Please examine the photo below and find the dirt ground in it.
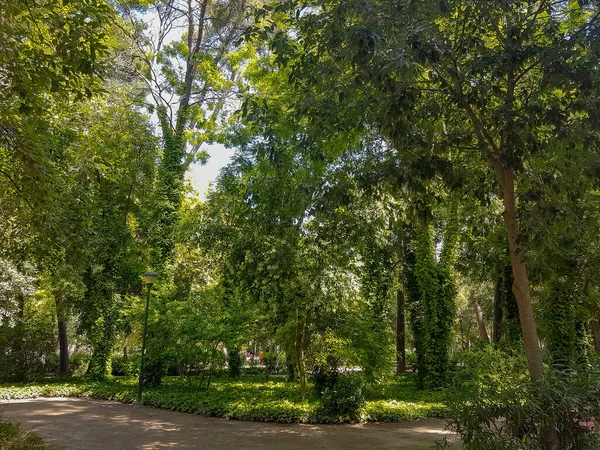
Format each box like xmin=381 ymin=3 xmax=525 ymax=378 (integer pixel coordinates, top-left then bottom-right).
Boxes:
xmin=1 ymin=398 xmax=459 ymax=449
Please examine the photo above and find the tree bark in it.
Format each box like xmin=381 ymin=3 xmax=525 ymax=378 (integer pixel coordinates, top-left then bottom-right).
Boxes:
xmin=497 ymin=166 xmax=543 ymax=382
xmin=396 ymin=288 xmax=406 ymax=373
xmin=56 ymin=297 xmax=69 ymax=377
xmin=492 ymin=277 xmax=504 ymax=342
xmin=58 ymin=320 xmax=69 ymax=376
xmin=474 ymin=302 xmax=490 ymax=342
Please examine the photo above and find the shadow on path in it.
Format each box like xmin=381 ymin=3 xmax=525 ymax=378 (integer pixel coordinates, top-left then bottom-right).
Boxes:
xmin=1 ymin=398 xmax=459 ymax=449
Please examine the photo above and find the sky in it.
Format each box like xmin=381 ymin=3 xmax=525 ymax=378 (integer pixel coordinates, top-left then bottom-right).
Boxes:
xmin=186 ymin=143 xmax=235 ymax=200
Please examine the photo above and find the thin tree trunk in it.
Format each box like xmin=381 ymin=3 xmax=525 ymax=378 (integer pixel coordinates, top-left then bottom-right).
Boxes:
xmin=56 ymin=297 xmax=69 ymax=377
xmin=498 ymin=166 xmax=544 ymax=381
xmin=492 ymin=277 xmax=504 ymax=342
xmin=474 ymin=302 xmax=490 ymax=342
xmin=396 ymin=288 xmax=406 ymax=373
xmin=591 ymin=318 xmax=600 ymax=353
xmin=14 ymin=293 xmax=26 ymax=380
xmin=294 ymin=305 xmax=306 ymax=401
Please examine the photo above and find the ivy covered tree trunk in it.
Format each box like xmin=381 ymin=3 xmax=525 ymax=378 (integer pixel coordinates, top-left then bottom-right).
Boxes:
xmin=591 ymin=318 xmax=600 ymax=354
xmin=402 ymin=229 xmax=424 ymax=387
xmin=492 ymin=277 xmax=503 ymax=343
xmin=414 ymin=221 xmax=457 ymax=389
xmin=545 ymin=276 xmax=579 ymax=366
xmin=396 ymin=288 xmax=406 ymax=374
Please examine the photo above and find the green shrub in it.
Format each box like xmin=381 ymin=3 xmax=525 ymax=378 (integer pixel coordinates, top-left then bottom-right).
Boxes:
xmin=0 ymin=374 xmax=447 ymax=423
xmin=69 ymin=353 xmax=91 ymax=377
xmin=318 ymin=374 xmax=365 ymax=422
xmin=447 ymin=346 xmax=600 ymax=450
xmin=263 ymin=352 xmax=279 ymax=374
xmin=111 ymin=355 xmax=140 ymax=377
xmin=43 ymin=354 xmax=60 ymax=376
xmin=0 ymin=421 xmax=47 ymax=450
xmin=228 ymin=348 xmax=242 ymax=377
xmin=311 ymin=366 xmax=338 ymax=398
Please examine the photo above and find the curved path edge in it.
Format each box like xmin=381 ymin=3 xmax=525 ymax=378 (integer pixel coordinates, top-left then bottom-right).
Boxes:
xmin=1 ymin=397 xmax=459 ymax=449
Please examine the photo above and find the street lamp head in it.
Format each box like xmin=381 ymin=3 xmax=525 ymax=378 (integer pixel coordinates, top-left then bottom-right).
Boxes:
xmin=141 ymin=271 xmax=158 ymax=285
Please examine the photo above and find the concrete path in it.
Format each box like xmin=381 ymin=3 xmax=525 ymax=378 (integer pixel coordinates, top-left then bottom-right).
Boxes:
xmin=0 ymin=398 xmax=458 ymax=450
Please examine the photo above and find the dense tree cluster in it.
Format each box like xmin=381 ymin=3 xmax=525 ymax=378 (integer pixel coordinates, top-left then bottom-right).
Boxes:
xmin=2 ymin=2 xmax=600 ymax=448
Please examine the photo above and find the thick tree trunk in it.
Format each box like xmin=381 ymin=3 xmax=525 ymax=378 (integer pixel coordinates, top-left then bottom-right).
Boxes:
xmin=492 ymin=277 xmax=504 ymax=342
xmin=58 ymin=320 xmax=69 ymax=376
xmin=396 ymin=288 xmax=406 ymax=373
xmin=497 ymin=167 xmax=543 ymax=381
xmin=474 ymin=302 xmax=490 ymax=342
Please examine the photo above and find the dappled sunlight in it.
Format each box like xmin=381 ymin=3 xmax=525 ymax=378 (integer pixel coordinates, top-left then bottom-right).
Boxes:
xmin=1 ymin=398 xmax=458 ymax=449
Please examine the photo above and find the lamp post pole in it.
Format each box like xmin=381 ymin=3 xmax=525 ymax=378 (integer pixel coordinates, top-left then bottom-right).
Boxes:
xmin=135 ymin=271 xmax=157 ymax=408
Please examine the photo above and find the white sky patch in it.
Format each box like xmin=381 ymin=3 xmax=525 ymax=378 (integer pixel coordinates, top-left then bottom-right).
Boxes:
xmin=186 ymin=143 xmax=235 ymax=200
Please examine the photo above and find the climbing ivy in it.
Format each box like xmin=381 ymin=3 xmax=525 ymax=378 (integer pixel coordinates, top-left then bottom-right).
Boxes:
xmin=412 ymin=216 xmax=458 ymax=389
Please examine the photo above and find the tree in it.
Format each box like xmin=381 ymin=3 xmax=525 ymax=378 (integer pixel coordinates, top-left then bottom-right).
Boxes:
xmin=118 ymin=0 xmax=254 ymax=270
xmin=262 ymin=0 xmax=600 ymax=390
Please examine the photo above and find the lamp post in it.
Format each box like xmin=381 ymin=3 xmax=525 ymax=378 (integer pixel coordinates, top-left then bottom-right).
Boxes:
xmin=134 ymin=271 xmax=157 ymax=408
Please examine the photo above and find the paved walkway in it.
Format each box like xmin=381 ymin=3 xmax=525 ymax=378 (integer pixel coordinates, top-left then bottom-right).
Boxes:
xmin=1 ymin=398 xmax=458 ymax=449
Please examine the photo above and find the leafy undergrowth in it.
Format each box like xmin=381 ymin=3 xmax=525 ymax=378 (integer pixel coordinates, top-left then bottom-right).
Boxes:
xmin=0 ymin=421 xmax=48 ymax=450
xmin=0 ymin=374 xmax=447 ymax=424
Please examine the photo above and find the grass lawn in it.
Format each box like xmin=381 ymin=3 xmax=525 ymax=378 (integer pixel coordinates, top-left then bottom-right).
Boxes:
xmin=0 ymin=374 xmax=447 ymax=424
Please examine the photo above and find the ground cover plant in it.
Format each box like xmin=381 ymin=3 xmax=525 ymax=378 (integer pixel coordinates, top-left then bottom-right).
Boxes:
xmin=0 ymin=373 xmax=446 ymax=424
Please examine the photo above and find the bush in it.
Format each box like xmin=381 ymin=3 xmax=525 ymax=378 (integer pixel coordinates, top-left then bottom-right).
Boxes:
xmin=0 ymin=374 xmax=447 ymax=423
xmin=69 ymin=353 xmax=91 ymax=377
xmin=447 ymin=346 xmax=600 ymax=450
xmin=228 ymin=348 xmax=242 ymax=377
xmin=311 ymin=366 xmax=338 ymax=398
xmin=0 ymin=421 xmax=47 ymax=450
xmin=43 ymin=354 xmax=60 ymax=377
xmin=318 ymin=374 xmax=365 ymax=422
xmin=263 ymin=352 xmax=280 ymax=374
xmin=111 ymin=355 xmax=140 ymax=377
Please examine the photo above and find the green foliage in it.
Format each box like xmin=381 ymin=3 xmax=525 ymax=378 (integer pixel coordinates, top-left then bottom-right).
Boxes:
xmin=262 ymin=352 xmax=280 ymax=374
xmin=0 ymin=293 xmax=56 ymax=382
xmin=448 ymin=346 xmax=600 ymax=450
xmin=318 ymin=375 xmax=365 ymax=422
xmin=0 ymin=374 xmax=447 ymax=423
xmin=111 ymin=355 xmax=140 ymax=377
xmin=0 ymin=421 xmax=48 ymax=450
xmin=409 ymin=219 xmax=458 ymax=389
xmin=228 ymin=348 xmax=242 ymax=377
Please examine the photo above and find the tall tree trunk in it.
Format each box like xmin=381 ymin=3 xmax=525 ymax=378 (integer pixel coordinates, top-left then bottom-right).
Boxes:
xmin=492 ymin=277 xmax=504 ymax=342
xmin=474 ymin=302 xmax=490 ymax=342
xmin=396 ymin=288 xmax=406 ymax=373
xmin=58 ymin=320 xmax=69 ymax=376
xmin=498 ymin=167 xmax=543 ymax=381
xmin=56 ymin=297 xmax=69 ymax=377
xmin=14 ymin=293 xmax=26 ymax=380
